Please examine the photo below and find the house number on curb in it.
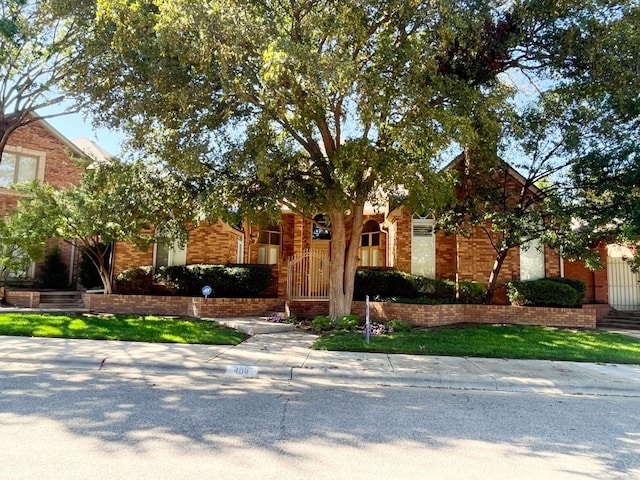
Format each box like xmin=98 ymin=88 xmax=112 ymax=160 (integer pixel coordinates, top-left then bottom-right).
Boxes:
xmin=225 ymin=365 xmax=259 ymax=377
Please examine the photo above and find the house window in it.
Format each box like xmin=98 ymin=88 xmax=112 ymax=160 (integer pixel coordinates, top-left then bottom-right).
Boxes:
xmin=154 ymin=240 xmax=187 ymax=269
xmin=411 ymin=214 xmax=435 ymax=278
xmin=236 ymin=235 xmax=245 ymax=263
xmin=0 ymin=152 xmax=39 ymax=188
xmin=257 ymin=225 xmax=280 ymax=265
xmin=520 ymin=238 xmax=545 ymax=280
xmin=359 ymin=220 xmax=383 ymax=267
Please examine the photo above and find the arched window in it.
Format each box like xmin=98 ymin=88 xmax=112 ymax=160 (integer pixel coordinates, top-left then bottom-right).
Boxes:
xmin=359 ymin=220 xmax=383 ymax=267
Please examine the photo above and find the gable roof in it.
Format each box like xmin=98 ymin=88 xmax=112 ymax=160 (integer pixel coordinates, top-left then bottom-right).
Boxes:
xmin=71 ymin=137 xmax=114 ymax=163
xmin=442 ymin=151 xmax=544 ymax=197
xmin=26 ymin=114 xmax=88 ymax=159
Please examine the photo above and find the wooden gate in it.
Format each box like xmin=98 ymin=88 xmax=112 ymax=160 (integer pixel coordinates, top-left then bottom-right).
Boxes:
xmin=287 ymin=249 xmax=329 ymax=300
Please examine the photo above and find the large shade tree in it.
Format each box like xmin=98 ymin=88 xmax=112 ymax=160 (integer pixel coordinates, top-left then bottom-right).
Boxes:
xmin=0 ymin=0 xmax=88 ymax=156
xmin=65 ymin=0 xmax=637 ymax=317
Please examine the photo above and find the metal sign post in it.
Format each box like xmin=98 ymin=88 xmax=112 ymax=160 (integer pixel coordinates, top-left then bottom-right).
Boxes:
xmin=365 ymin=295 xmax=371 ymax=344
xmin=202 ymin=285 xmax=212 ymax=299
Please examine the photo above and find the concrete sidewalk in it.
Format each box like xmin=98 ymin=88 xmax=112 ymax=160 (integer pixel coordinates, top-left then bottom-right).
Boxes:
xmin=1 ymin=320 xmax=639 ymax=396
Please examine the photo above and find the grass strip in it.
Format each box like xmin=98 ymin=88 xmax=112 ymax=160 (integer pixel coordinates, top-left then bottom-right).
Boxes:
xmin=313 ymin=324 xmax=640 ymax=364
xmin=0 ymin=313 xmax=247 ymax=345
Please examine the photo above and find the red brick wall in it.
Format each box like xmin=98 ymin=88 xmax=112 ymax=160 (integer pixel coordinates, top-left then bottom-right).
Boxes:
xmin=186 ymin=221 xmax=238 ymax=264
xmin=112 ymin=242 xmax=153 ymax=278
xmin=4 ymin=290 xmax=41 ymax=308
xmin=84 ymin=293 xmax=282 ymax=318
xmin=393 ymin=208 xmax=412 ymax=273
xmin=562 ymin=243 xmax=609 ymax=304
xmin=3 ymin=121 xmax=84 ymax=284
xmin=286 ymin=300 xmax=330 ymax=319
xmin=5 ymin=121 xmax=83 ymax=189
xmin=284 ymin=299 xmax=596 ymax=328
xmin=350 ymin=301 xmax=597 ymax=329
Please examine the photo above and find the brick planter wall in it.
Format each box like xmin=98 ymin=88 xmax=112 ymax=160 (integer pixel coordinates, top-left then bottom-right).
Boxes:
xmin=351 ymin=301 xmax=597 ymax=329
xmin=5 ymin=290 xmax=41 ymax=308
xmin=286 ymin=300 xmax=330 ymax=319
xmin=83 ymin=293 xmax=283 ymax=318
xmin=6 ymin=289 xmax=599 ymax=329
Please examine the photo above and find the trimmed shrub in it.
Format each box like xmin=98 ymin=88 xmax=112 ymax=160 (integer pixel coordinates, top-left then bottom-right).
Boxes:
xmin=457 ymin=280 xmax=487 ymax=304
xmin=40 ymin=246 xmax=69 ymax=289
xmin=115 ymin=266 xmax=154 ymax=294
xmin=335 ymin=314 xmax=360 ymax=331
xmin=312 ymin=315 xmax=333 ymax=333
xmin=387 ymin=319 xmax=413 ymax=332
xmin=158 ymin=264 xmax=272 ymax=297
xmin=545 ymin=277 xmax=587 ymax=307
xmin=359 ymin=271 xmax=487 ymax=305
xmin=507 ymin=279 xmax=579 ymax=308
xmin=353 ymin=269 xmax=420 ymax=300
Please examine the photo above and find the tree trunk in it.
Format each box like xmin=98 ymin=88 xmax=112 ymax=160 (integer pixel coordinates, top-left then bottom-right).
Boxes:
xmin=484 ymin=250 xmax=509 ymax=305
xmin=85 ymin=243 xmax=112 ymax=294
xmin=328 ymin=203 xmax=364 ymax=320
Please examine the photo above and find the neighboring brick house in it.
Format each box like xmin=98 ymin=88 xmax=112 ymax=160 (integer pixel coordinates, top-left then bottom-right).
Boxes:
xmin=1 ymin=117 xmax=86 ymax=285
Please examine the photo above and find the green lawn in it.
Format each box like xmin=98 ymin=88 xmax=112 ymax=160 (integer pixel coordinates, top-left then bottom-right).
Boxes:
xmin=0 ymin=313 xmax=247 ymax=345
xmin=313 ymin=324 xmax=640 ymax=364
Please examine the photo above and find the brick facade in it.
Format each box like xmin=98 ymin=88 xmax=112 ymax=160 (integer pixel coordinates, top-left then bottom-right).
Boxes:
xmin=563 ymin=243 xmax=609 ymax=304
xmin=2 ymin=120 xmax=85 ymax=286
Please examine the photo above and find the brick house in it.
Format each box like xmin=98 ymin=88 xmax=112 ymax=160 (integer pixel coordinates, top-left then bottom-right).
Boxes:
xmin=1 ymin=117 xmax=86 ymax=286
xmin=110 ymin=153 xmax=596 ymax=306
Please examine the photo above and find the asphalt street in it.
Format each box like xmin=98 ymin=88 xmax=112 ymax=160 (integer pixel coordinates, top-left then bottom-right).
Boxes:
xmin=1 ymin=365 xmax=638 ymax=480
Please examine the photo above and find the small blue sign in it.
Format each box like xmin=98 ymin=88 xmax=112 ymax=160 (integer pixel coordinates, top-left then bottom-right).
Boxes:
xmin=202 ymin=285 xmax=212 ymax=298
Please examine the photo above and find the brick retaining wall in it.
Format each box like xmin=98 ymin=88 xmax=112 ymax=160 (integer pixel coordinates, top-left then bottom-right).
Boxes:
xmin=83 ymin=293 xmax=282 ymax=318
xmin=285 ymin=300 xmax=597 ymax=329
xmin=5 ymin=289 xmax=598 ymax=329
xmin=5 ymin=290 xmax=41 ymax=308
xmin=351 ymin=302 xmax=597 ymax=329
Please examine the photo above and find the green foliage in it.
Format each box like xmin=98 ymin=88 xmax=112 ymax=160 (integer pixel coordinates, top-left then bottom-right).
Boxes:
xmin=78 ymin=244 xmax=111 ymax=289
xmin=335 ymin=314 xmax=360 ymax=332
xmin=115 ymin=266 xmax=154 ymax=295
xmin=0 ymin=0 xmax=88 ymax=154
xmin=158 ymin=264 xmax=273 ymax=297
xmin=507 ymin=280 xmax=579 ymax=308
xmin=39 ymin=246 xmax=69 ymax=289
xmin=312 ymin=316 xmax=333 ymax=334
xmin=545 ymin=277 xmax=587 ymax=307
xmin=65 ymin=0 xmax=640 ymax=314
xmin=353 ymin=269 xmax=420 ymax=300
xmin=3 ymin=159 xmax=197 ymax=294
xmin=355 ymin=270 xmax=487 ymax=304
xmin=457 ymin=281 xmax=488 ymax=304
xmin=387 ymin=319 xmax=413 ymax=333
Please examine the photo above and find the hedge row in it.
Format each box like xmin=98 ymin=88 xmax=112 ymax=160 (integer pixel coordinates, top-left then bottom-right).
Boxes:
xmin=115 ymin=264 xmax=273 ymax=297
xmin=353 ymin=269 xmax=487 ymax=304
xmin=507 ymin=277 xmax=587 ymax=308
